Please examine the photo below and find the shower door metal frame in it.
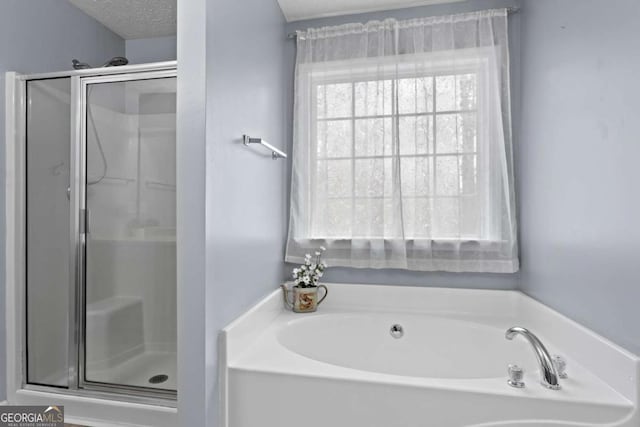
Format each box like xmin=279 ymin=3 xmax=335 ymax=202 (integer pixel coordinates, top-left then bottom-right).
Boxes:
xmin=6 ymin=62 xmax=178 ymax=409
xmin=75 ymin=69 xmax=178 ymax=400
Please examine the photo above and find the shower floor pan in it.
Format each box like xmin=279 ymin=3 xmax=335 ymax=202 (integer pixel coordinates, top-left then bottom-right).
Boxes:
xmin=87 ymin=350 xmax=177 ymax=390
xmin=85 ymin=296 xmax=176 ymax=390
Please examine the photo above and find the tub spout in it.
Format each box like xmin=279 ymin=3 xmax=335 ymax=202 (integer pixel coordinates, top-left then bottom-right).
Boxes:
xmin=505 ymin=327 xmax=561 ymax=390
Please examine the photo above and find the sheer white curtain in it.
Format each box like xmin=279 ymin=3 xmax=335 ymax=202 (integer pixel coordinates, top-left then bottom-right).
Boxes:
xmin=286 ymin=9 xmax=518 ymax=273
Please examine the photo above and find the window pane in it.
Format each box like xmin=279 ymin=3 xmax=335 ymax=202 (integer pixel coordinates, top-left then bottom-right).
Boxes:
xmin=414 ymin=198 xmax=432 ymax=238
xmin=460 ymin=155 xmax=477 ymax=195
xmin=457 ymin=74 xmax=477 ymax=111
xmin=355 ymin=80 xmax=392 ymax=116
xmin=416 ymin=77 xmax=434 ymax=113
xmin=402 ymin=197 xmax=415 ymax=237
xmin=399 ymin=115 xmax=433 ymax=155
xmin=433 ymin=198 xmax=460 ymax=238
xmin=436 ymin=75 xmax=456 ymax=112
xmin=436 ymin=156 xmax=460 ymax=196
xmin=327 ymin=159 xmax=352 ymax=197
xmin=436 ymin=114 xmax=458 ymax=154
xmin=354 ymin=198 xmax=384 ymax=237
xmin=325 ymin=199 xmax=352 ymax=237
xmin=317 ymin=83 xmax=352 ymax=118
xmin=355 ymin=118 xmax=392 ymax=156
xmin=355 ymin=158 xmax=392 ymax=197
xmin=458 ymin=112 xmax=477 ymax=152
xmin=403 ymin=197 xmax=432 ymax=239
xmin=399 ymin=77 xmax=434 ymax=114
xmin=318 ymin=120 xmax=352 ymax=158
xmin=436 ymin=113 xmax=477 ymax=154
xmin=384 ymin=198 xmax=398 ymax=237
xmin=398 ymin=78 xmax=416 ymax=114
xmin=316 ymin=121 xmax=326 ymax=157
xmin=401 ymin=157 xmax=433 ymax=197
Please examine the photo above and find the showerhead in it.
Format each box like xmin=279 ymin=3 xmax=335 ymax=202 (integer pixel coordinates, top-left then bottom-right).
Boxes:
xmin=71 ymin=57 xmax=129 ymax=70
xmin=72 ymin=59 xmax=91 ymax=70
xmin=102 ymin=56 xmax=129 ymax=67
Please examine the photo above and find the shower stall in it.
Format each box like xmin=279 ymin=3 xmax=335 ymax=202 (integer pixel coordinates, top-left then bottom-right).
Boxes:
xmin=6 ymin=62 xmax=177 ymax=406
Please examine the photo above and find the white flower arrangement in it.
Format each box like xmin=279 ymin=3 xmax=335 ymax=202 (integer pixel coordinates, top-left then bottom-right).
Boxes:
xmin=292 ymin=246 xmax=327 ymax=288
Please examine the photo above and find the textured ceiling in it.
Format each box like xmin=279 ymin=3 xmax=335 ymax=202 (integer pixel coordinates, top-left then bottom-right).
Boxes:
xmin=68 ymin=0 xmax=176 ymax=39
xmin=277 ymin=0 xmax=464 ymax=22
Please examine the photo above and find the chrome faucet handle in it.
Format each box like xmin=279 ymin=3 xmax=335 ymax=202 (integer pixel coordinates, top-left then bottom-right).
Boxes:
xmin=552 ymin=355 xmax=568 ymax=379
xmin=507 ymin=364 xmax=525 ymax=388
xmin=505 ymin=327 xmax=561 ymax=390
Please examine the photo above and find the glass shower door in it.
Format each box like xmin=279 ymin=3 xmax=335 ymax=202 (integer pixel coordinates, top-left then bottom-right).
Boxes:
xmin=81 ymin=73 xmax=177 ymax=394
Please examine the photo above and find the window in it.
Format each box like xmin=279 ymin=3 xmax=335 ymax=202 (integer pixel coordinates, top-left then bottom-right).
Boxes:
xmin=311 ymin=70 xmax=484 ymax=240
xmin=286 ymin=11 xmax=518 ymax=273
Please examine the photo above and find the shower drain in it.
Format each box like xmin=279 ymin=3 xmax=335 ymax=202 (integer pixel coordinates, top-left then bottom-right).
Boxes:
xmin=148 ymin=374 xmax=169 ymax=384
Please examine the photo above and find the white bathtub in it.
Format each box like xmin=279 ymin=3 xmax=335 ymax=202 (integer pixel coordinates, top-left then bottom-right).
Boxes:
xmin=278 ymin=313 xmax=538 ymax=379
xmin=222 ymin=284 xmax=639 ymax=427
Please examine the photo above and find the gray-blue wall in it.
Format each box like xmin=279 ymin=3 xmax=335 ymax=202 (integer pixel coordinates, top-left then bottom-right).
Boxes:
xmin=283 ymin=0 xmax=523 ymax=290
xmin=0 ymin=0 xmax=124 ymax=401
xmin=518 ymin=0 xmax=640 ymax=356
xmin=205 ymin=0 xmax=287 ymax=422
xmin=126 ymin=36 xmax=176 ymax=64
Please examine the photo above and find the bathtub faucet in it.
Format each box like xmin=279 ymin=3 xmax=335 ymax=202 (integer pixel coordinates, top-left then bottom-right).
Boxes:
xmin=505 ymin=327 xmax=561 ymax=390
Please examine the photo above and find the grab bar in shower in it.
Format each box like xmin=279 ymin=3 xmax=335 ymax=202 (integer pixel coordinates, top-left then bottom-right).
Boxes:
xmin=243 ymin=135 xmax=287 ymax=160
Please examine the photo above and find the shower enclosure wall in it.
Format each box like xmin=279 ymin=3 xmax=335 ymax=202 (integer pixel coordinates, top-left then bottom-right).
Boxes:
xmin=6 ymin=62 xmax=177 ymax=410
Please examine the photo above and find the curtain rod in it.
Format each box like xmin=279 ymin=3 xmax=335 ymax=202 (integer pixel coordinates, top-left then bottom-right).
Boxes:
xmin=286 ymin=7 xmax=520 ymax=39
